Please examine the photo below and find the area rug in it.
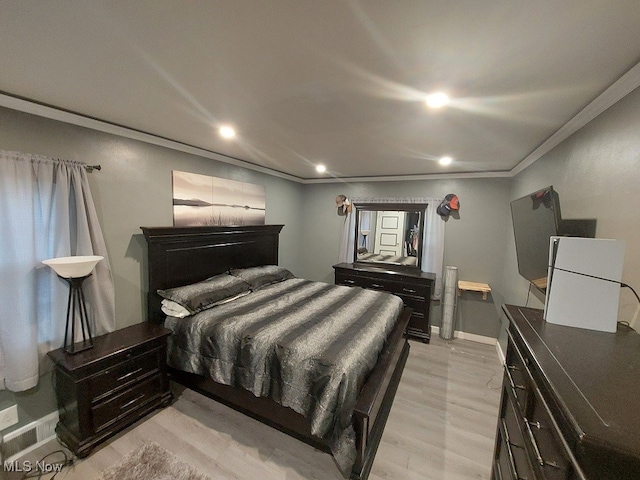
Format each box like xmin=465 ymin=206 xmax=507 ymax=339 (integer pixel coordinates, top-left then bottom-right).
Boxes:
xmin=95 ymin=442 xmax=212 ymax=480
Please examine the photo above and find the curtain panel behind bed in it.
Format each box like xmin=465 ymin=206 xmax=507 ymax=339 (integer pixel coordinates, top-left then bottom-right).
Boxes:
xmin=165 ymin=277 xmax=403 ymax=476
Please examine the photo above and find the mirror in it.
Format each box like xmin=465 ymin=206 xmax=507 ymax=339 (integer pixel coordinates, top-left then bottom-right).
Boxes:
xmin=353 ymin=203 xmax=427 ymax=269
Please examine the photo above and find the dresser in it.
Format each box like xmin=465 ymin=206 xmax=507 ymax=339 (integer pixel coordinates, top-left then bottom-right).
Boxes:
xmin=494 ymin=305 xmax=640 ymax=479
xmin=48 ymin=322 xmax=173 ymax=457
xmin=333 ymin=262 xmax=435 ymax=342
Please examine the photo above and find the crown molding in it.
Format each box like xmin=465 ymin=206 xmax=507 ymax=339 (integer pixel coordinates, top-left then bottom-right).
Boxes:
xmin=0 ymin=93 xmax=303 ymax=184
xmin=300 ymin=170 xmax=512 ymax=184
xmin=510 ymin=60 xmax=640 ymax=176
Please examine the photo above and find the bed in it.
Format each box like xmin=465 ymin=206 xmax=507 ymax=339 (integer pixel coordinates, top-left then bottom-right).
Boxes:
xmin=356 ymin=251 xmax=418 ymax=266
xmin=141 ymin=225 xmax=411 ymax=480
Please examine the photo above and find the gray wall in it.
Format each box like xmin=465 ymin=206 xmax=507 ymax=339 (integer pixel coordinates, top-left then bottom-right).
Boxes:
xmin=298 ymin=178 xmax=512 ymax=339
xmin=497 ymin=86 xmax=640 ymax=352
xmin=0 ymin=107 xmax=305 ymax=327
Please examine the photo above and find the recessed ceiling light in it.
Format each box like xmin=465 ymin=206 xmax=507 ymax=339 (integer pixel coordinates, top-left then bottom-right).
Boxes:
xmin=219 ymin=125 xmax=236 ymax=139
xmin=316 ymin=164 xmax=327 ymax=173
xmin=439 ymin=156 xmax=453 ymax=166
xmin=426 ymin=92 xmax=450 ymax=109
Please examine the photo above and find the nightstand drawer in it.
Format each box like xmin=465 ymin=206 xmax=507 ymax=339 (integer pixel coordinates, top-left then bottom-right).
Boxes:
xmin=89 ymin=348 xmax=161 ymax=402
xmin=92 ymin=374 xmax=162 ymax=433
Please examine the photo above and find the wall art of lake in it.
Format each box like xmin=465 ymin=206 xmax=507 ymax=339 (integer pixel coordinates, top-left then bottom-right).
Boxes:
xmin=173 ymin=203 xmax=265 ymax=226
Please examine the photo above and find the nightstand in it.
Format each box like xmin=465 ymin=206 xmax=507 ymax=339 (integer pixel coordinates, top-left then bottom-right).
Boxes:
xmin=47 ymin=322 xmax=172 ymax=457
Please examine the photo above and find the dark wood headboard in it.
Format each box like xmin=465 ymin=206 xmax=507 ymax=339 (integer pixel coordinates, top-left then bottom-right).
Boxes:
xmin=141 ymin=225 xmax=284 ymax=324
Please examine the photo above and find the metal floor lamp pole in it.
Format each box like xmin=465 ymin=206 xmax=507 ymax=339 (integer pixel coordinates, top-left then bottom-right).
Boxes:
xmin=62 ymin=274 xmax=94 ymax=355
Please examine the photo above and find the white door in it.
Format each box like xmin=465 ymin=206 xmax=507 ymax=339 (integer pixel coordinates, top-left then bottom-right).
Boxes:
xmin=374 ymin=211 xmax=405 ymax=256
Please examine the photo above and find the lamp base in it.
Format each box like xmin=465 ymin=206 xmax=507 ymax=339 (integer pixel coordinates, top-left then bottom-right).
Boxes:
xmin=61 ymin=274 xmax=95 ymax=355
xmin=64 ymin=339 xmax=94 ymax=355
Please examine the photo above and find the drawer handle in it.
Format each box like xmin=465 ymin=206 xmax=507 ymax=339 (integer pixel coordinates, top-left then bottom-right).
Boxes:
xmin=505 ymin=442 xmax=522 ymax=480
xmin=120 ymin=393 xmax=145 ymax=411
xmin=117 ymin=368 xmax=143 ymax=382
xmin=402 ymin=288 xmax=417 ymax=293
xmin=502 ymin=427 xmax=523 ymax=480
xmin=343 ymin=279 xmax=355 ymax=285
xmin=524 ymin=417 xmax=545 ymax=466
xmin=371 ymin=283 xmax=384 ymax=289
xmin=505 ymin=365 xmax=527 ymax=392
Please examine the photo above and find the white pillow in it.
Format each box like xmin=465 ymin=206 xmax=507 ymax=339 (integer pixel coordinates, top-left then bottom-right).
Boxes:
xmin=161 ymin=299 xmax=191 ymax=318
xmin=161 ymin=291 xmax=251 ymax=318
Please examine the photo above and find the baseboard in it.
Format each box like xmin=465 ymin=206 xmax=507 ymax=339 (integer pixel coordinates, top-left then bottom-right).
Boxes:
xmin=495 ymin=340 xmax=506 ymax=365
xmin=2 ymin=411 xmax=58 ymax=463
xmin=430 ymin=326 xmax=496 ymax=346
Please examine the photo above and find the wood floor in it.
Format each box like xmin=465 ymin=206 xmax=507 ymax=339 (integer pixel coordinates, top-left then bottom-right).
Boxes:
xmin=8 ymin=336 xmax=503 ymax=480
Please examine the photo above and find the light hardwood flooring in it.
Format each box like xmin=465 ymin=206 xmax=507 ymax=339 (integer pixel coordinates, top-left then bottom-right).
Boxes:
xmin=7 ymin=336 xmax=503 ymax=480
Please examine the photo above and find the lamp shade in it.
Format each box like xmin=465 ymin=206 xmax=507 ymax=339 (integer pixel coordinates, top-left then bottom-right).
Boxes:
xmin=42 ymin=255 xmax=103 ymax=278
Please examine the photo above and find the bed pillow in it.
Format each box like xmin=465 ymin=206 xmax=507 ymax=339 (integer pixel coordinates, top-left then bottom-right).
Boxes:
xmin=229 ymin=265 xmax=295 ymax=291
xmin=161 ymin=299 xmax=191 ymax=318
xmin=161 ymin=290 xmax=250 ymax=318
xmin=157 ymin=273 xmax=250 ymax=315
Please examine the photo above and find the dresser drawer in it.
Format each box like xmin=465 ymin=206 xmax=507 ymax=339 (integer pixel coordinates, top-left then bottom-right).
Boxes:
xmin=337 ymin=272 xmax=426 ymax=305
xmin=88 ymin=348 xmax=161 ymax=402
xmin=92 ymin=374 xmax=162 ymax=433
xmin=338 ymin=273 xmax=386 ymax=290
xmin=366 ymin=277 xmax=428 ymax=298
xmin=399 ymin=294 xmax=427 ymax=311
xmin=525 ymin=385 xmax=574 ymax=478
xmin=497 ymin=419 xmax=535 ymax=480
xmin=407 ymin=310 xmax=425 ymax=329
xmin=335 ymin=272 xmax=359 ymax=287
xmin=504 ymin=330 xmax=530 ymax=413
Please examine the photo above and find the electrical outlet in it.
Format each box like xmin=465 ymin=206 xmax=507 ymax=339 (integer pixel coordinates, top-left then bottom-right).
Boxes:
xmin=0 ymin=404 xmax=18 ymax=430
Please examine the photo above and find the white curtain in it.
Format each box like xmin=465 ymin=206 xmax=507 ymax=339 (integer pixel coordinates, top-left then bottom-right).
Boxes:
xmin=0 ymin=151 xmax=115 ymax=392
xmin=338 ymin=197 xmax=446 ymax=300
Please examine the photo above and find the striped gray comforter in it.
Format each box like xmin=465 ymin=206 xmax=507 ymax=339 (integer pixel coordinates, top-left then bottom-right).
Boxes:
xmin=165 ymin=278 xmax=404 ymax=475
xmin=358 ymin=252 xmax=418 ymax=266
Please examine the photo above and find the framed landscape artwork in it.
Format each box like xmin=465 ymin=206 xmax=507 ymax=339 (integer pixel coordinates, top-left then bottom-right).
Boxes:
xmin=172 ymin=170 xmax=266 ymax=227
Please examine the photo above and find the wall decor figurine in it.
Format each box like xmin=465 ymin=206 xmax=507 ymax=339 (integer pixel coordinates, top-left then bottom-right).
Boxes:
xmin=336 ymin=195 xmax=352 ymax=216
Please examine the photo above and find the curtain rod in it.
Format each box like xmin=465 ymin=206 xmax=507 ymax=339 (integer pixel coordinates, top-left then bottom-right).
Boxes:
xmin=52 ymin=157 xmax=101 ymax=173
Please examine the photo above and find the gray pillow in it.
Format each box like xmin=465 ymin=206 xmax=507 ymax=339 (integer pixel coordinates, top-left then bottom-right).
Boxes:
xmin=229 ymin=265 xmax=295 ymax=291
xmin=157 ymin=273 xmax=250 ymax=314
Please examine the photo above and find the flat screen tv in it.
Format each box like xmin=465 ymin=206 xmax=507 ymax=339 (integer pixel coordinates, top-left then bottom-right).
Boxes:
xmin=511 ymin=186 xmax=560 ymax=292
xmin=511 ymin=186 xmax=597 ymax=293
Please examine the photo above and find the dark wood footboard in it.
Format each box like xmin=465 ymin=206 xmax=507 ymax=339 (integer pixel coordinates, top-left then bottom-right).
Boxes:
xmin=351 ymin=306 xmax=411 ymax=479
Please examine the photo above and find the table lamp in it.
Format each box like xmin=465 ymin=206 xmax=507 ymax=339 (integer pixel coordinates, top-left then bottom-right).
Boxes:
xmin=42 ymin=255 xmax=103 ymax=354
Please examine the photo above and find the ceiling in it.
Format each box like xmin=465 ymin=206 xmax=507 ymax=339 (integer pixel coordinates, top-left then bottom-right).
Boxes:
xmin=1 ymin=1 xmax=640 ymax=182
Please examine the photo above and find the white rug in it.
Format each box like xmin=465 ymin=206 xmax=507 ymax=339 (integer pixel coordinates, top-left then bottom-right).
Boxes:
xmin=95 ymin=443 xmax=212 ymax=480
